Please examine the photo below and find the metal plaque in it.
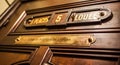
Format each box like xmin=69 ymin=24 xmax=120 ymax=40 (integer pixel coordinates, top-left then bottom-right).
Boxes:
xmin=15 ymin=34 xmax=96 ymax=46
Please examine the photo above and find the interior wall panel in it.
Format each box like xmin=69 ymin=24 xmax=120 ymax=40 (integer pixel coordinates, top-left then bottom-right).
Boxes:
xmin=0 ymin=0 xmax=9 ymax=15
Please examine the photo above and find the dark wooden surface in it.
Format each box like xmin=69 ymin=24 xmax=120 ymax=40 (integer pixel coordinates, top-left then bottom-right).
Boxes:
xmin=0 ymin=45 xmax=52 ymax=65
xmin=52 ymin=56 xmax=117 ymax=65
xmin=0 ymin=0 xmax=120 ymax=65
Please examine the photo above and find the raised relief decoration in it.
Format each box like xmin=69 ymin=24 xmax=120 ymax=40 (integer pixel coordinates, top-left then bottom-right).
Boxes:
xmin=15 ymin=34 xmax=96 ymax=46
xmin=68 ymin=8 xmax=112 ymax=24
xmin=24 ymin=8 xmax=112 ymax=27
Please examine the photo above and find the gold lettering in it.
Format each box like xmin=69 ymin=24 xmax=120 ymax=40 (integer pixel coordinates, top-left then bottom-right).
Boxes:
xmin=27 ymin=16 xmax=49 ymax=25
xmin=83 ymin=14 xmax=86 ymax=20
xmin=38 ymin=18 xmax=42 ymax=23
xmin=55 ymin=15 xmax=63 ymax=23
xmin=74 ymin=14 xmax=78 ymax=21
xmin=34 ymin=19 xmax=39 ymax=24
xmin=78 ymin=14 xmax=83 ymax=20
xmin=85 ymin=13 xmax=89 ymax=20
xmin=81 ymin=14 xmax=84 ymax=20
xmin=88 ymin=13 xmax=93 ymax=19
xmin=43 ymin=17 xmax=49 ymax=23
xmin=29 ymin=19 xmax=35 ymax=24
xmin=74 ymin=12 xmax=98 ymax=21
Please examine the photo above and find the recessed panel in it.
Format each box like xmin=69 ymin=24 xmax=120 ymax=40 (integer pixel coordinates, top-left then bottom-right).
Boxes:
xmin=24 ymin=15 xmax=51 ymax=27
xmin=68 ymin=8 xmax=112 ymax=24
xmin=49 ymin=12 xmax=68 ymax=25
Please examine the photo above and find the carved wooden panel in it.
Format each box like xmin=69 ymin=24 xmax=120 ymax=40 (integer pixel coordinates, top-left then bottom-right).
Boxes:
xmin=0 ymin=0 xmax=120 ymax=65
xmin=51 ymin=46 xmax=120 ymax=65
xmin=0 ymin=45 xmax=53 ymax=65
xmin=0 ymin=45 xmax=119 ymax=65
